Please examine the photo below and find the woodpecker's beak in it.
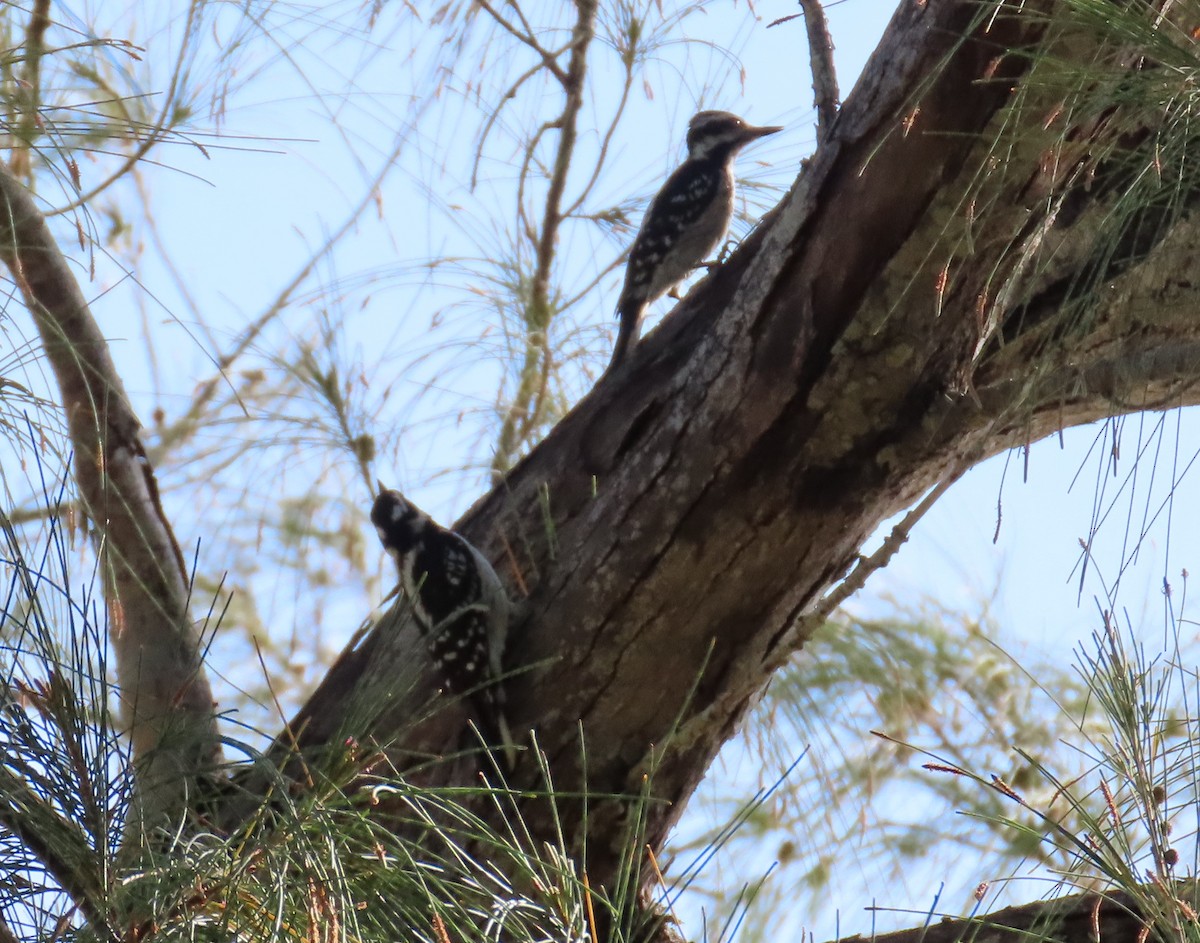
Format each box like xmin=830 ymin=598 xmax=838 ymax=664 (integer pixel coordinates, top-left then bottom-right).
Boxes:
xmin=744 ymin=123 xmax=783 ymax=141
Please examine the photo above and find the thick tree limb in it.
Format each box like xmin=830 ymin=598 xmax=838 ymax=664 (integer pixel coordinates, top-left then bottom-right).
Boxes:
xmin=280 ymin=0 xmax=1200 ymax=936
xmin=0 ymin=165 xmax=222 ymax=835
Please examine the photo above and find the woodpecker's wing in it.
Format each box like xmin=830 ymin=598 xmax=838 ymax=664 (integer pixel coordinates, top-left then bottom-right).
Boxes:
xmin=429 ymin=604 xmax=517 ymax=769
xmin=427 ymin=603 xmax=491 ymax=694
xmin=466 ymin=542 xmax=509 ymax=679
xmin=618 ymin=157 xmax=723 ymax=312
xmin=406 ymin=528 xmax=484 ymax=627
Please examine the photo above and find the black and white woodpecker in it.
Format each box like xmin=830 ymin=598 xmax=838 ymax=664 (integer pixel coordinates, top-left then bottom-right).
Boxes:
xmin=371 ymin=487 xmax=517 ymax=769
xmin=610 ymin=110 xmax=782 ymax=369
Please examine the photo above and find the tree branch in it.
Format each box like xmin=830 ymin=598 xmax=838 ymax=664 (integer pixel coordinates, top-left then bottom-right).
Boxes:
xmin=493 ymin=0 xmax=598 ymax=475
xmin=153 ymin=136 xmax=411 ymax=462
xmin=857 ymin=889 xmax=1150 ymax=943
xmin=475 ymin=0 xmax=569 ymax=84
xmin=0 ymin=164 xmax=222 ymax=836
xmin=8 ymin=0 xmax=52 ymax=182
xmin=274 ymin=0 xmax=1200 ymax=927
xmin=0 ymin=739 xmax=114 ymax=940
xmin=0 ymin=914 xmax=20 ymax=943
xmin=797 ymin=0 xmax=840 ymax=143
xmin=780 ymin=464 xmax=967 ymax=668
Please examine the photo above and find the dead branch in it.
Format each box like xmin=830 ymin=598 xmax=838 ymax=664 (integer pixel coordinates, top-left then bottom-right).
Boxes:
xmin=798 ymin=0 xmax=840 ymax=143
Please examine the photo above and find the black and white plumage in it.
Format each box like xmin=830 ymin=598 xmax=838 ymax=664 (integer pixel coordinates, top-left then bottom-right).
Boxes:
xmin=371 ymin=487 xmax=516 ymax=769
xmin=610 ymin=110 xmax=782 ymax=369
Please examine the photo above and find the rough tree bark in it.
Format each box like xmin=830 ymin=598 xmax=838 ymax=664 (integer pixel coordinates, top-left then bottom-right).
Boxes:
xmin=277 ymin=0 xmax=1200 ymax=937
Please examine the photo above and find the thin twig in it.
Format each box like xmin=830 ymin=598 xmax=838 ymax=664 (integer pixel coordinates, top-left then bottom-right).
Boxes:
xmin=797 ymin=0 xmax=840 ymax=145
xmin=49 ymin=1 xmax=203 ymax=216
xmin=561 ymin=55 xmax=635 ymax=219
xmin=776 ymin=464 xmax=967 ymax=664
xmin=253 ymin=638 xmax=315 ymax=789
xmin=10 ymin=0 xmax=52 ymax=180
xmin=0 ymin=760 xmax=115 ymax=942
xmin=475 ymin=0 xmax=568 ymax=84
xmin=515 ymin=120 xmax=557 ymax=245
xmin=471 ymin=59 xmax=549 ymax=192
xmin=0 ymin=913 xmax=21 ymax=943
xmin=154 ymin=134 xmax=412 ymax=457
xmin=492 ymin=0 xmax=598 ymax=476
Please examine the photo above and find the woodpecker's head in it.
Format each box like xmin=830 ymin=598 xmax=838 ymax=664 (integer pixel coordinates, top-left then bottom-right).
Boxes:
xmin=372 ymin=486 xmax=428 ymax=553
xmin=685 ymin=111 xmax=782 ymax=162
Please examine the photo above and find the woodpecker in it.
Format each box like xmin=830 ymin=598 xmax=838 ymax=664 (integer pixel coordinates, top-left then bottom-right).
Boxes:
xmin=610 ymin=110 xmax=782 ymax=369
xmin=371 ymin=487 xmax=516 ymax=769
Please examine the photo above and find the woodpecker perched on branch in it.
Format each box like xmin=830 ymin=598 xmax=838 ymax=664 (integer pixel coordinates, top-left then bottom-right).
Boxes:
xmin=610 ymin=110 xmax=782 ymax=369
xmin=371 ymin=487 xmax=516 ymax=769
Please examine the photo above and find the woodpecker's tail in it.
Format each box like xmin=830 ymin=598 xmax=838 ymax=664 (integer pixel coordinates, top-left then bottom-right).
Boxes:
xmin=493 ymin=711 xmax=518 ymax=772
xmin=608 ymin=302 xmax=644 ymax=371
xmin=468 ymin=689 xmax=519 ymax=772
